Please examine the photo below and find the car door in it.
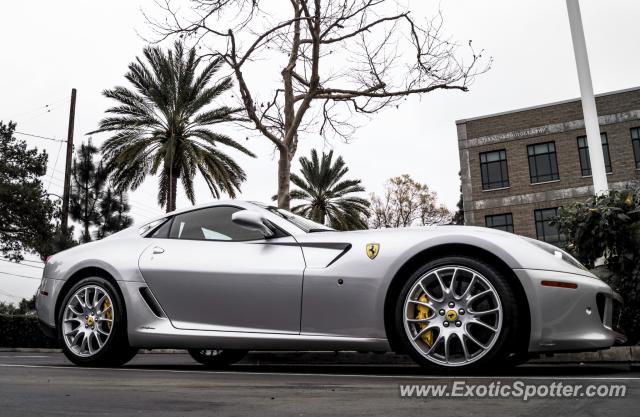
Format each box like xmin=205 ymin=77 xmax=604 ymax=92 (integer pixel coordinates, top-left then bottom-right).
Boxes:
xmin=138 ymin=205 xmax=305 ymax=334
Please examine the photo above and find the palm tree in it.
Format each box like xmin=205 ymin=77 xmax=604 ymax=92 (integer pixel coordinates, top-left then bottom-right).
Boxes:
xmin=289 ymin=149 xmax=370 ymax=230
xmin=91 ymin=42 xmax=254 ymax=212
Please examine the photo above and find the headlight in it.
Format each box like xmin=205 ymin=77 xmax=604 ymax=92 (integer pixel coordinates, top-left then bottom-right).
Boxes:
xmin=521 ymin=237 xmax=588 ymax=271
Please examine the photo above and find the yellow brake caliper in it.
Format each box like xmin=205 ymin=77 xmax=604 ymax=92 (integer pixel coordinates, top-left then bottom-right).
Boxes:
xmin=416 ymin=294 xmax=434 ymax=347
xmin=103 ymin=299 xmax=113 ymax=330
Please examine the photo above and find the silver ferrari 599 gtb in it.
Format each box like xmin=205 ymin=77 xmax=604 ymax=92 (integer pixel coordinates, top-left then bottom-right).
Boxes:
xmin=36 ymin=201 xmax=625 ymax=371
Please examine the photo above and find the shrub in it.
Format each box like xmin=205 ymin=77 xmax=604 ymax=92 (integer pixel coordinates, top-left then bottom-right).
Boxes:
xmin=0 ymin=315 xmax=58 ymax=348
xmin=554 ymin=187 xmax=640 ymax=344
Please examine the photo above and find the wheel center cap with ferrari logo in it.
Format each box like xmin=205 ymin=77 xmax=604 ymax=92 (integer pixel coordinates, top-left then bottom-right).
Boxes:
xmin=446 ymin=310 xmax=458 ymax=321
xmin=86 ymin=315 xmax=95 ymax=326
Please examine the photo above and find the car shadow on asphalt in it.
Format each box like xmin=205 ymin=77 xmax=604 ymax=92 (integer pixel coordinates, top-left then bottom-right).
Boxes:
xmin=121 ymin=362 xmax=637 ymax=377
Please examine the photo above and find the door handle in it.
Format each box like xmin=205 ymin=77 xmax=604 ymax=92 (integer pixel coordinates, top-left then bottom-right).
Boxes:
xmin=152 ymin=246 xmax=165 ymax=254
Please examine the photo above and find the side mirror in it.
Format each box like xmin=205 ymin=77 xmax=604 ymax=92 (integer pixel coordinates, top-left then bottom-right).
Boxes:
xmin=231 ymin=210 xmax=275 ymax=238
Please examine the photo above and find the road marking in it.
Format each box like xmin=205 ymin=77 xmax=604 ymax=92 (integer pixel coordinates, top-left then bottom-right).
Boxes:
xmin=0 ymin=363 xmax=638 ymax=381
xmin=0 ymin=356 xmax=50 ymax=358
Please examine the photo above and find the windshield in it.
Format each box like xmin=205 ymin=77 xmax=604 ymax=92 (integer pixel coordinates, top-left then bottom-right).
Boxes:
xmin=261 ymin=205 xmax=334 ymax=233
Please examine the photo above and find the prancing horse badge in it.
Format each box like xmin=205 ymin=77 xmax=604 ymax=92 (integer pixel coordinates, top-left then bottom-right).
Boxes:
xmin=366 ymin=243 xmax=380 ymax=260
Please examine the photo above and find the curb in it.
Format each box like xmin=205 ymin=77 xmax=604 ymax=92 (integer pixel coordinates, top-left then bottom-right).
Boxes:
xmin=1 ymin=346 xmax=638 ymax=364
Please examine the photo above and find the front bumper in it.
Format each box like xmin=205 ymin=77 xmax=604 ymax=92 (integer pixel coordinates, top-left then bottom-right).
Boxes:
xmin=515 ymin=269 xmax=626 ymax=353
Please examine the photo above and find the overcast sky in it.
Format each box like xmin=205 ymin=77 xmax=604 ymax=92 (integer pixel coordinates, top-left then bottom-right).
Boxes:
xmin=1 ymin=0 xmax=639 ymax=303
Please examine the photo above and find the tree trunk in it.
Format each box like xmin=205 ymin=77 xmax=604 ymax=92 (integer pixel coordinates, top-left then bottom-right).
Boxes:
xmin=277 ymin=148 xmax=291 ymax=210
xmin=167 ymin=173 xmax=178 ymax=213
xmin=83 ymin=181 xmax=90 ymax=242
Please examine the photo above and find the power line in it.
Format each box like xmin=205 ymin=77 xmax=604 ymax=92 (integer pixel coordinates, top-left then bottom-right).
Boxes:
xmin=11 ymin=95 xmax=70 ymax=119
xmin=0 ymin=271 xmax=42 ymax=281
xmin=0 ymin=259 xmax=44 ymax=270
xmin=46 ymin=139 xmax=65 ymax=192
xmin=14 ymin=131 xmax=66 ymax=143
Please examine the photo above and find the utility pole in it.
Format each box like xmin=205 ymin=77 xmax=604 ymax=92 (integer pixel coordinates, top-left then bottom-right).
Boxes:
xmin=566 ymin=0 xmax=608 ymax=194
xmin=61 ymin=88 xmax=77 ymax=235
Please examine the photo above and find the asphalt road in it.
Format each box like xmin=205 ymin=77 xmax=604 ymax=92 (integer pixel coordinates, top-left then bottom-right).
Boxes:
xmin=0 ymin=352 xmax=638 ymax=417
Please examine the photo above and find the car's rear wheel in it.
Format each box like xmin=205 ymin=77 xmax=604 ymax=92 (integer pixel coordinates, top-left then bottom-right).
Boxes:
xmin=188 ymin=349 xmax=247 ymax=368
xmin=58 ymin=277 xmax=137 ymax=367
xmin=395 ymin=256 xmax=519 ymax=372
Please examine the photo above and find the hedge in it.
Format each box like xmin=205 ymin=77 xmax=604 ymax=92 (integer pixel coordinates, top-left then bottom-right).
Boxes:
xmin=0 ymin=314 xmax=59 ymax=348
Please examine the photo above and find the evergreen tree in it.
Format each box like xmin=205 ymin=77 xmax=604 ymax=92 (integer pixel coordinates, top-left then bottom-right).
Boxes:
xmin=0 ymin=121 xmax=56 ymax=261
xmin=97 ymin=189 xmax=133 ymax=239
xmin=69 ymin=139 xmax=107 ymax=243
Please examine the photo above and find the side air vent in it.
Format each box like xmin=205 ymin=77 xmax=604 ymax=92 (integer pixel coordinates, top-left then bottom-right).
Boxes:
xmin=595 ymin=293 xmax=606 ymax=323
xmin=139 ymin=287 xmax=166 ymax=318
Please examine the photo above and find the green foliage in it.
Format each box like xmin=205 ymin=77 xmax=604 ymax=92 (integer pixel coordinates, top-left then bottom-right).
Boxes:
xmin=70 ymin=139 xmax=108 ymax=242
xmin=452 ymin=171 xmax=464 ymax=225
xmin=91 ymin=41 xmax=254 ymax=212
xmin=287 ymin=149 xmax=370 ymax=231
xmin=68 ymin=140 xmax=133 ymax=242
xmin=0 ymin=121 xmax=57 ymax=261
xmin=0 ymin=302 xmax=19 ymax=315
xmin=554 ymin=187 xmax=640 ymax=344
xmin=36 ymin=226 xmax=78 ymax=260
xmin=97 ymin=189 xmax=133 ymax=239
xmin=0 ymin=315 xmax=58 ymax=348
xmin=370 ymin=175 xmax=452 ymax=228
xmin=452 ymin=194 xmax=464 ymax=225
xmin=0 ymin=295 xmax=37 ymax=316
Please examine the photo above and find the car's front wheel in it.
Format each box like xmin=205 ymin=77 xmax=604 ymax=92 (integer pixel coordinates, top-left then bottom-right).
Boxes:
xmin=58 ymin=276 xmax=137 ymax=367
xmin=188 ymin=349 xmax=247 ymax=368
xmin=395 ymin=256 xmax=519 ymax=372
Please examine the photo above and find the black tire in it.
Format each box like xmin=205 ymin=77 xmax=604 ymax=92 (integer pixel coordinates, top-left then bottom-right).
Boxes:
xmin=394 ymin=255 xmax=520 ymax=372
xmin=188 ymin=349 xmax=247 ymax=368
xmin=57 ymin=276 xmax=137 ymax=367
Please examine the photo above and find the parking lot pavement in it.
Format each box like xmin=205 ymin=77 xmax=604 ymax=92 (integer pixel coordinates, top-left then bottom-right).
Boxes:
xmin=0 ymin=352 xmax=638 ymax=417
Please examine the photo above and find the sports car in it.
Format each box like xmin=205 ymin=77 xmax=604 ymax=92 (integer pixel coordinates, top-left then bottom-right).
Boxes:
xmin=36 ymin=201 xmax=625 ymax=371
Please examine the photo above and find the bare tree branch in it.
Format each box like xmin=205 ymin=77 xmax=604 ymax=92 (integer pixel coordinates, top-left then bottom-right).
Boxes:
xmin=147 ymin=0 xmax=491 ymax=209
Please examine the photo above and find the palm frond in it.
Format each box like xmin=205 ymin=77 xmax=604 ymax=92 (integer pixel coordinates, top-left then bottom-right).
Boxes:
xmin=96 ymin=42 xmax=253 ymax=211
xmin=289 ymin=149 xmax=370 ymax=230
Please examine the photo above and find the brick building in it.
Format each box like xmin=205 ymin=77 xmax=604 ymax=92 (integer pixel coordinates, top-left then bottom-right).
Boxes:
xmin=456 ymin=86 xmax=640 ymax=244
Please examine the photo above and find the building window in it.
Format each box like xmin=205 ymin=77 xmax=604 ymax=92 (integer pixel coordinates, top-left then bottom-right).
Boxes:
xmin=577 ymin=133 xmax=612 ymax=176
xmin=632 ymin=127 xmax=640 ymax=169
xmin=534 ymin=208 xmax=563 ymax=245
xmin=528 ymin=142 xmax=559 ymax=183
xmin=480 ymin=150 xmax=509 ymax=190
xmin=485 ymin=213 xmax=514 ymax=233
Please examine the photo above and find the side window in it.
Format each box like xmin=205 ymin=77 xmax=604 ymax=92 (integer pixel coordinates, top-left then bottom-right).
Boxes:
xmin=168 ymin=206 xmax=264 ymax=241
xmin=150 ymin=218 xmax=173 ymax=238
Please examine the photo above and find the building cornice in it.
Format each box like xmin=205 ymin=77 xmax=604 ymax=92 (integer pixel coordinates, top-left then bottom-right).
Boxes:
xmin=458 ymin=109 xmax=640 ymax=150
